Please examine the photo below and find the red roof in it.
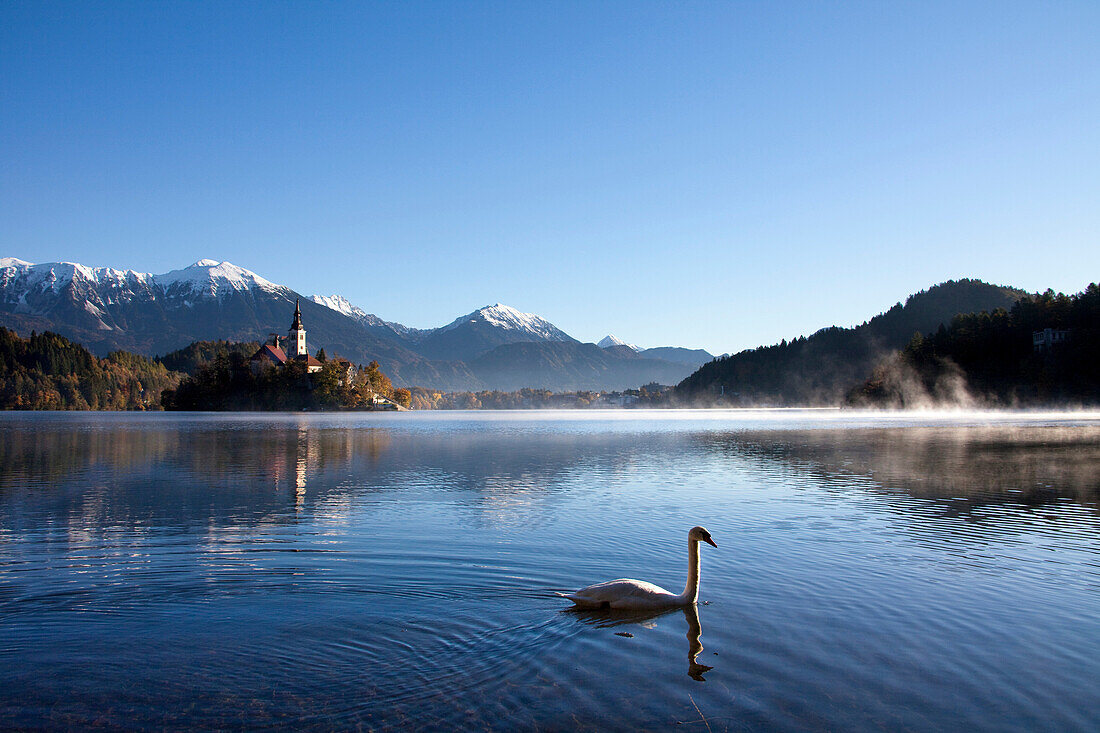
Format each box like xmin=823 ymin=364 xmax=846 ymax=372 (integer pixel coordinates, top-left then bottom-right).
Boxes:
xmin=297 ymin=354 xmax=324 ymax=367
xmin=251 ymin=344 xmax=288 ymax=364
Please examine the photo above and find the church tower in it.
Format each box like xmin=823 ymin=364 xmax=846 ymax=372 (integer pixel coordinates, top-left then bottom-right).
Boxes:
xmin=288 ymin=298 xmax=307 ymax=357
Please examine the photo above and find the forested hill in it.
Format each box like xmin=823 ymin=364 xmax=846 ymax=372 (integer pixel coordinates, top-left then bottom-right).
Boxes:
xmin=849 ymin=284 xmax=1100 ymax=407
xmin=0 ymin=327 xmax=181 ymax=409
xmin=156 ymin=339 xmax=260 ymax=375
xmin=675 ymin=279 xmax=1027 ymax=405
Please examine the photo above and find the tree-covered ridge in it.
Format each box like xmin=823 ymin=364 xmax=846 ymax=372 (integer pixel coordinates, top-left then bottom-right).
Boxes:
xmin=849 ymin=284 xmax=1100 ymax=407
xmin=0 ymin=327 xmax=181 ymax=410
xmin=156 ymin=339 xmax=260 ymax=375
xmin=162 ymin=350 xmax=407 ymax=411
xmin=675 ymin=279 xmax=1028 ymax=406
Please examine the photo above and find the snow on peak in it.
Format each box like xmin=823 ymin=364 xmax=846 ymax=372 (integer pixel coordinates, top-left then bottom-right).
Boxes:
xmin=311 ymin=293 xmax=418 ymax=335
xmin=0 ymin=257 xmax=154 ymax=291
xmin=1 ymin=257 xmax=286 ymax=298
xmin=441 ymin=303 xmax=571 ymax=341
xmin=598 ymin=334 xmax=640 ymax=351
xmin=311 ymin=293 xmax=366 ymax=319
xmin=156 ymin=260 xmax=283 ymax=298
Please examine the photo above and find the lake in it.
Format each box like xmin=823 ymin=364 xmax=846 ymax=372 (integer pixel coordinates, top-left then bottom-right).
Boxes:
xmin=1 ymin=410 xmax=1099 ymax=731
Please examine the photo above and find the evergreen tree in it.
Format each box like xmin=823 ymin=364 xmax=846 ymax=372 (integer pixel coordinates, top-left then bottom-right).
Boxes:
xmin=849 ymin=284 xmax=1100 ymax=406
xmin=0 ymin=328 xmax=181 ymax=410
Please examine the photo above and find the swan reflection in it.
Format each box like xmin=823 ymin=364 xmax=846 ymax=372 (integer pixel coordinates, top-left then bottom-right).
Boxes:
xmin=566 ymin=603 xmax=714 ymax=681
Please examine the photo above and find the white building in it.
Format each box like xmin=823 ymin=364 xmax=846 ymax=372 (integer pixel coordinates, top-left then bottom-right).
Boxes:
xmin=1033 ymin=328 xmax=1069 ymax=353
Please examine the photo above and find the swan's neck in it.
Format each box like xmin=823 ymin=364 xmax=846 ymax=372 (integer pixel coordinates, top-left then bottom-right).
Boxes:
xmin=679 ymin=538 xmax=701 ymax=603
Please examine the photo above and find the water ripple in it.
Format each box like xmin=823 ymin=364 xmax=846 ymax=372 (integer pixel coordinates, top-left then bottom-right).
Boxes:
xmin=1 ymin=411 xmax=1099 ymax=730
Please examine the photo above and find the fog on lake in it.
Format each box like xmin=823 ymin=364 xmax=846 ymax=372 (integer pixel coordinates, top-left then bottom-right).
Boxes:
xmin=1 ymin=410 xmax=1098 ymax=730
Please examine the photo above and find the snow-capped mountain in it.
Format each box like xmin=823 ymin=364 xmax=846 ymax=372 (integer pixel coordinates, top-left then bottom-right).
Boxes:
xmin=310 ymin=293 xmax=369 ymax=321
xmin=310 ymin=294 xmax=422 ymax=339
xmin=310 ymin=296 xmax=578 ymax=361
xmin=597 ymin=334 xmax=640 ymax=351
xmin=2 ymin=256 xmax=706 ymax=391
xmin=414 ymin=303 xmax=577 ymax=361
xmin=1 ymin=258 xmax=289 ymax=319
xmin=439 ymin=304 xmax=572 ymax=341
xmin=157 ymin=259 xmax=286 ymax=299
xmin=1 ymin=258 xmax=155 ymax=331
xmin=0 ymin=257 xmax=412 ymax=364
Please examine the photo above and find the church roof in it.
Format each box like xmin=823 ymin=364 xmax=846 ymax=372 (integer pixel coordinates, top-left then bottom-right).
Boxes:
xmin=251 ymin=344 xmax=288 ymax=364
xmin=296 ymin=354 xmax=324 ymax=367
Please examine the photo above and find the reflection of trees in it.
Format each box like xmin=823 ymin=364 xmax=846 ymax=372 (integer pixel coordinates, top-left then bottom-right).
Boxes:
xmin=0 ymin=423 xmax=181 ymax=493
xmin=174 ymin=424 xmax=390 ymax=490
xmin=0 ymin=419 xmax=654 ymax=532
xmin=0 ymin=421 xmax=393 ymax=530
xmin=698 ymin=425 xmax=1100 ymax=506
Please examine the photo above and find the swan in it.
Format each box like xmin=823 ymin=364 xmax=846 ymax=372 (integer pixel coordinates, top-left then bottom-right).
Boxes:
xmin=562 ymin=526 xmax=717 ymax=610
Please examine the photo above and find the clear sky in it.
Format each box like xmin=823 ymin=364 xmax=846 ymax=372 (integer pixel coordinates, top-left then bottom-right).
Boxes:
xmin=2 ymin=1 xmax=1098 ymax=354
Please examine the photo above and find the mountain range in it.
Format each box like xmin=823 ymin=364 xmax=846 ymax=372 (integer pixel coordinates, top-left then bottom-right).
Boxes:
xmin=0 ymin=257 xmax=713 ymax=391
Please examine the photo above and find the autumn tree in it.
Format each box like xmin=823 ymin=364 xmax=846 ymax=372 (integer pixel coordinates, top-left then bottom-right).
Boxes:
xmin=392 ymin=388 xmax=411 ymax=408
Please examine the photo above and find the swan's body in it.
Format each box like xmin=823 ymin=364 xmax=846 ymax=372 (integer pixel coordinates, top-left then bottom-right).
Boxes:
xmin=564 ymin=578 xmax=682 ymax=610
xmin=562 ymin=526 xmax=717 ymax=610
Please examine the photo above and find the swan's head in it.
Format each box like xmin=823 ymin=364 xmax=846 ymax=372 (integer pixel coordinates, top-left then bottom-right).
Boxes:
xmin=690 ymin=526 xmax=717 ymax=548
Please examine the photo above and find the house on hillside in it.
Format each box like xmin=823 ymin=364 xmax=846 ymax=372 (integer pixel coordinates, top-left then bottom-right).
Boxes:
xmin=1033 ymin=328 xmax=1070 ymax=353
xmin=329 ymin=357 xmax=356 ymax=385
xmin=369 ymin=393 xmax=400 ymax=410
xmin=250 ymin=299 xmax=324 ymax=374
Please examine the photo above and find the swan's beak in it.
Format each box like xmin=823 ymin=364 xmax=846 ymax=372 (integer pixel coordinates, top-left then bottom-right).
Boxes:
xmin=704 ymin=537 xmax=717 ymax=548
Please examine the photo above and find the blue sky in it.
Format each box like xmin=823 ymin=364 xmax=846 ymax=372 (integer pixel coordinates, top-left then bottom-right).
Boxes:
xmin=2 ymin=1 xmax=1098 ymax=354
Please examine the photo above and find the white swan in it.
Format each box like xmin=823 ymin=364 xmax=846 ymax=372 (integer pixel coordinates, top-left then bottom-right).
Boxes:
xmin=562 ymin=526 xmax=717 ymax=610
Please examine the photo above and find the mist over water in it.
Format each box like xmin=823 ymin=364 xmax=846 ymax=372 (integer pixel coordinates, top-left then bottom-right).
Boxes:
xmin=1 ymin=410 xmax=1098 ymax=730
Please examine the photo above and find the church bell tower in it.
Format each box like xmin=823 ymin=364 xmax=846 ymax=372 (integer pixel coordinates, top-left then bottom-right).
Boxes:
xmin=288 ymin=299 xmax=307 ymax=357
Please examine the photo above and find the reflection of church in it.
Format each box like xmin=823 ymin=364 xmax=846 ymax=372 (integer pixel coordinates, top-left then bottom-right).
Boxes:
xmin=250 ymin=299 xmax=324 ymax=374
xmin=258 ymin=426 xmax=391 ymax=511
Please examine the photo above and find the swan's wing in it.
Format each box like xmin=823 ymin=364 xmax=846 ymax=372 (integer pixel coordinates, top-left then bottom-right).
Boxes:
xmin=565 ymin=578 xmax=674 ymax=607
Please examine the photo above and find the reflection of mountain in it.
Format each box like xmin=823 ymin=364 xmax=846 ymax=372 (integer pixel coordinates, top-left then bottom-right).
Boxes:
xmin=698 ymin=425 xmax=1100 ymax=506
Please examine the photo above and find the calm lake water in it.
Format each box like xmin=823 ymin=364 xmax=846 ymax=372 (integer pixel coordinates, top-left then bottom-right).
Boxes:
xmin=2 ymin=410 xmax=1099 ymax=731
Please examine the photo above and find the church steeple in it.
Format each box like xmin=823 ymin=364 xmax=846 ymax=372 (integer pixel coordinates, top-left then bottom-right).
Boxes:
xmin=288 ymin=298 xmax=307 ymax=357
xmin=290 ymin=299 xmax=303 ymax=331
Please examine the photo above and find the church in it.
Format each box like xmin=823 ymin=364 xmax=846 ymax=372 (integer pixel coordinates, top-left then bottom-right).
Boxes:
xmin=249 ymin=299 xmax=324 ymax=374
